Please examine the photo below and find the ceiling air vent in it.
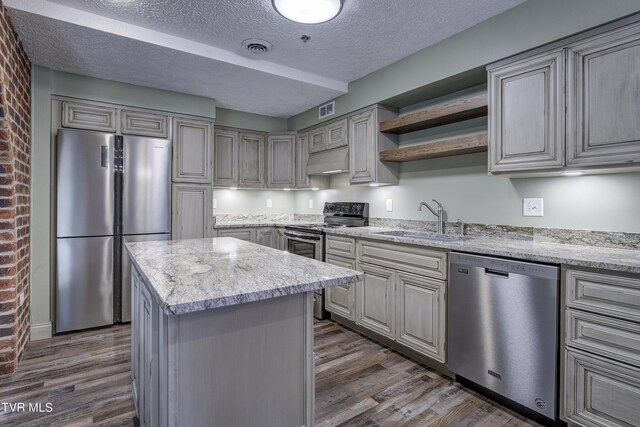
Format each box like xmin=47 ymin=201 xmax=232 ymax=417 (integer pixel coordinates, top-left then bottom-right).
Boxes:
xmin=242 ymin=39 xmax=273 ymax=55
xmin=319 ymin=100 xmax=335 ymax=119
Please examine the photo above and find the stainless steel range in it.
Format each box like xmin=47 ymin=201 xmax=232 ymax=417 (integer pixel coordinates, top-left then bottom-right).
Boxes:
xmin=285 ymin=202 xmax=369 ymax=319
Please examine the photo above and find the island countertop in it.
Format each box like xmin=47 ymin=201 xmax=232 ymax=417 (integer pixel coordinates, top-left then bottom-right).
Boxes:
xmin=125 ymin=237 xmax=363 ymax=315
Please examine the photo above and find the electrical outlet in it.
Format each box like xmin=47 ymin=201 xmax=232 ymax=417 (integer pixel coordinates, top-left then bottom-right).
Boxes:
xmin=386 ymin=199 xmax=393 ymax=212
xmin=523 ymin=198 xmax=544 ymax=217
xmin=212 ymin=198 xmax=217 ymax=210
xmin=19 ymin=292 xmax=24 ymax=306
xmin=267 ymin=198 xmax=273 ymax=208
xmin=309 ymin=199 xmax=314 ymax=209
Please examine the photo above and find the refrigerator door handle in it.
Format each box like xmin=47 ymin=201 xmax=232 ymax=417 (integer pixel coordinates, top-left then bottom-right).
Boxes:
xmin=100 ymin=145 xmax=109 ymax=168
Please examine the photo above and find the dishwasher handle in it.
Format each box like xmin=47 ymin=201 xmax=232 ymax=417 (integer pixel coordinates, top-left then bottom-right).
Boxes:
xmin=484 ymin=268 xmax=510 ymax=278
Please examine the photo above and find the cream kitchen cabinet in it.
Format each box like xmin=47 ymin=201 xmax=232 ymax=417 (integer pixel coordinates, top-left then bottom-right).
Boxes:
xmin=216 ymin=227 xmax=255 ymax=242
xmin=172 ymin=117 xmax=213 ymax=183
xmin=562 ymin=266 xmax=640 ymax=426
xmin=256 ymin=227 xmax=275 ymax=248
xmin=307 ymin=118 xmax=348 ymax=153
xmin=309 ymin=126 xmax=326 ymax=153
xmin=488 ymin=17 xmax=640 ymax=174
xmin=357 ymin=262 xmax=396 ymax=339
xmin=61 ymin=100 xmax=117 ymax=132
xmin=276 ymin=227 xmax=286 ymax=250
xmin=267 ymin=134 xmax=296 ymax=188
xmin=213 ymin=129 xmax=239 ymax=187
xmin=238 ymin=133 xmax=266 ymax=188
xmin=121 ymin=110 xmax=169 ymax=138
xmin=325 ymin=235 xmax=357 ymax=322
xmin=348 ymin=106 xmax=399 ymax=185
xmin=488 ymin=49 xmax=565 ymax=172
xmin=171 ymin=184 xmax=212 ymax=240
xmin=566 ymin=21 xmax=640 ymax=167
xmin=215 ymin=226 xmax=280 ymax=249
xmin=295 ymin=132 xmax=329 ymax=189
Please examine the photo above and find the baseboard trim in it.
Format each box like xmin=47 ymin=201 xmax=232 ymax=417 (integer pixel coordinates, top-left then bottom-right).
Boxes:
xmin=30 ymin=322 xmax=52 ymax=341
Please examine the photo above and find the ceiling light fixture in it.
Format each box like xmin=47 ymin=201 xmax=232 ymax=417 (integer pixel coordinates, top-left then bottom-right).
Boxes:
xmin=272 ymin=0 xmax=343 ymax=24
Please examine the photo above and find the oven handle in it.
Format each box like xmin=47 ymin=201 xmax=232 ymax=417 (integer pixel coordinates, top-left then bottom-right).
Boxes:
xmin=284 ymin=231 xmax=322 ymax=241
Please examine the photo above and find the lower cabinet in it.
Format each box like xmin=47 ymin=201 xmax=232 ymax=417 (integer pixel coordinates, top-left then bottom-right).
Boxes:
xmin=324 ymin=235 xmax=447 ymax=364
xmin=171 ymin=184 xmax=212 ymax=240
xmin=565 ymin=349 xmax=640 ymax=427
xmin=256 ymin=228 xmax=275 ymax=248
xmin=276 ymin=227 xmax=285 ymax=250
xmin=214 ymin=226 xmax=280 ymax=249
xmin=216 ymin=228 xmax=255 ymax=242
xmin=357 ymin=263 xmax=395 ymax=339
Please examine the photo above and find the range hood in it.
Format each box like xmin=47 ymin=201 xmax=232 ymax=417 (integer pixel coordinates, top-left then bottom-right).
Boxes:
xmin=306 ymin=147 xmax=349 ymax=175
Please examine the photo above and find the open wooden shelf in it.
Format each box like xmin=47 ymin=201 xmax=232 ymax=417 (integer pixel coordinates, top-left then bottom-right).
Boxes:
xmin=380 ymin=133 xmax=488 ymax=162
xmin=379 ymin=93 xmax=487 ymax=134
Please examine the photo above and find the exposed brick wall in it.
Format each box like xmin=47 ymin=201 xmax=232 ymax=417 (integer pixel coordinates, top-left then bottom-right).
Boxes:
xmin=0 ymin=2 xmax=31 ymax=375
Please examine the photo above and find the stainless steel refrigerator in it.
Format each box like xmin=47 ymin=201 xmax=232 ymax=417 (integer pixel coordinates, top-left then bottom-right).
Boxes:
xmin=56 ymin=128 xmax=171 ymax=333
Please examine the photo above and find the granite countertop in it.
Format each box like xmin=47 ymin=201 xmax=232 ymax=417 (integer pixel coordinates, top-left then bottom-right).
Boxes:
xmin=125 ymin=237 xmax=363 ymax=315
xmin=324 ymin=227 xmax=640 ymax=274
xmin=214 ymin=220 xmax=323 ymax=229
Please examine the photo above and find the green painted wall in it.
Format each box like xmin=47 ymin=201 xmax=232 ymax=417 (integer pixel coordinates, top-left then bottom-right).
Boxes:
xmin=215 ymin=108 xmax=286 ymax=132
xmin=288 ymin=0 xmax=640 ymax=130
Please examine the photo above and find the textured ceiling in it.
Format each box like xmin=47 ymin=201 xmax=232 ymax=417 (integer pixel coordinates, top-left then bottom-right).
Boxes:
xmin=6 ymin=0 xmax=527 ymax=117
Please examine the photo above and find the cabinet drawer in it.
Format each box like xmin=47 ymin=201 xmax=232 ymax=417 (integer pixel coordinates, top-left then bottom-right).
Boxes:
xmin=326 ymin=235 xmax=356 ymax=259
xmin=567 ymin=309 xmax=640 ymax=368
xmin=566 ymin=268 xmax=640 ymax=322
xmin=565 ymin=349 xmax=640 ymax=427
xmin=62 ymin=101 xmax=117 ymax=132
xmin=358 ymin=239 xmax=447 ymax=280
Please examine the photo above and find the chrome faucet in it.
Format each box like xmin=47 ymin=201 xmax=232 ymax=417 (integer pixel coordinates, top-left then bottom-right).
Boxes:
xmin=418 ymin=200 xmax=445 ymax=234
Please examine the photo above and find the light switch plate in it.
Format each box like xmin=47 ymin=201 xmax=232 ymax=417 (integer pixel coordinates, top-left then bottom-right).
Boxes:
xmin=523 ymin=198 xmax=543 ymax=217
xmin=309 ymin=199 xmax=313 ymax=209
xmin=267 ymin=198 xmax=273 ymax=208
xmin=386 ymin=199 xmax=393 ymax=212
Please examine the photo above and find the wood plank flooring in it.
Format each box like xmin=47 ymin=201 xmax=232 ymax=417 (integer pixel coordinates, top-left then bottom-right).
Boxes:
xmin=0 ymin=320 xmax=539 ymax=426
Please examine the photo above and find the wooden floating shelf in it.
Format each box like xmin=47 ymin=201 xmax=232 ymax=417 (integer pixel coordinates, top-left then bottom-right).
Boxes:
xmin=380 ymin=133 xmax=488 ymax=162
xmin=379 ymin=93 xmax=488 ymax=134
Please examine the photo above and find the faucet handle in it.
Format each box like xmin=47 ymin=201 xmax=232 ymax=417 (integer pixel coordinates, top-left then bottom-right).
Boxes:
xmin=432 ymin=199 xmax=443 ymax=208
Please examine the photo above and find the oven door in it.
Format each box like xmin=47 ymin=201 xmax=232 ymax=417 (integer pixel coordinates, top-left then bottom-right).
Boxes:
xmin=284 ymin=231 xmax=323 ymax=261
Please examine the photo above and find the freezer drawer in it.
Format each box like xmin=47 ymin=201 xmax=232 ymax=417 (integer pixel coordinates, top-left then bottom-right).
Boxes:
xmin=56 ymin=236 xmax=114 ymax=332
xmin=122 ymin=135 xmax=171 ymax=235
xmin=57 ymin=129 xmax=115 ymax=237
xmin=120 ymin=233 xmax=169 ymax=322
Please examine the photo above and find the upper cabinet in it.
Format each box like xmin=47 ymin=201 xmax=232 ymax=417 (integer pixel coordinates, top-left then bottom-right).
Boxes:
xmin=488 ymin=49 xmax=565 ymax=172
xmin=488 ymin=18 xmax=640 ymax=174
xmin=172 ymin=117 xmax=213 ymax=183
xmin=121 ymin=110 xmax=170 ymax=138
xmin=62 ymin=101 xmax=117 ymax=132
xmin=307 ymin=118 xmax=348 ymax=153
xmin=238 ymin=133 xmax=266 ymax=188
xmin=348 ymin=106 xmax=399 ymax=185
xmin=566 ymin=22 xmax=640 ymax=167
xmin=295 ymin=132 xmax=329 ymax=190
xmin=267 ymin=134 xmax=296 ymax=188
xmin=213 ymin=129 xmax=239 ymax=187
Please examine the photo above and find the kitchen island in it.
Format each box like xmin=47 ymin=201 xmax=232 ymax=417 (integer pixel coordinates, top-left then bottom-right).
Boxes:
xmin=125 ymin=237 xmax=363 ymax=427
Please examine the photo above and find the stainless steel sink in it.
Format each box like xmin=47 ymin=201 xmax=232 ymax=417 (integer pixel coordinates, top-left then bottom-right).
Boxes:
xmin=372 ymin=230 xmax=464 ymax=242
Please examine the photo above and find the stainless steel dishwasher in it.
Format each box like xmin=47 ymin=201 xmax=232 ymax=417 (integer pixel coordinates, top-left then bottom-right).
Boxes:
xmin=448 ymin=252 xmax=560 ymax=421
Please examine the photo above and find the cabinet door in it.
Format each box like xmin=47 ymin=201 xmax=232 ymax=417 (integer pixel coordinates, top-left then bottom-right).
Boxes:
xmin=396 ymin=272 xmax=446 ymax=363
xmin=325 ymin=255 xmax=356 ymax=321
xmin=349 ymin=109 xmax=377 ymax=184
xmin=238 ymin=133 xmax=266 ymax=188
xmin=121 ymin=110 xmax=169 ymax=138
xmin=356 ymin=262 xmax=395 ymax=338
xmin=217 ymin=228 xmax=255 ymax=242
xmin=567 ymin=23 xmax=640 ymax=167
xmin=565 ymin=349 xmax=640 ymax=427
xmin=139 ymin=283 xmax=153 ymax=427
xmin=309 ymin=127 xmax=326 ymax=153
xmin=213 ymin=129 xmax=239 ymax=187
xmin=172 ymin=118 xmax=213 ymax=183
xmin=171 ymin=184 xmax=212 ymax=240
xmin=131 ymin=268 xmax=140 ymax=406
xmin=62 ymin=101 xmax=117 ymax=132
xmin=296 ymin=132 xmax=310 ymax=188
xmin=326 ymin=119 xmax=348 ymax=150
xmin=488 ymin=49 xmax=565 ymax=172
xmin=267 ymin=134 xmax=295 ymax=188
xmin=256 ymin=228 xmax=275 ymax=247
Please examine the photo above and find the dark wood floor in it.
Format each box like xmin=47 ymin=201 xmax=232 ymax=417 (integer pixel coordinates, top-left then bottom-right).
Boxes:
xmin=0 ymin=320 xmax=538 ymax=426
